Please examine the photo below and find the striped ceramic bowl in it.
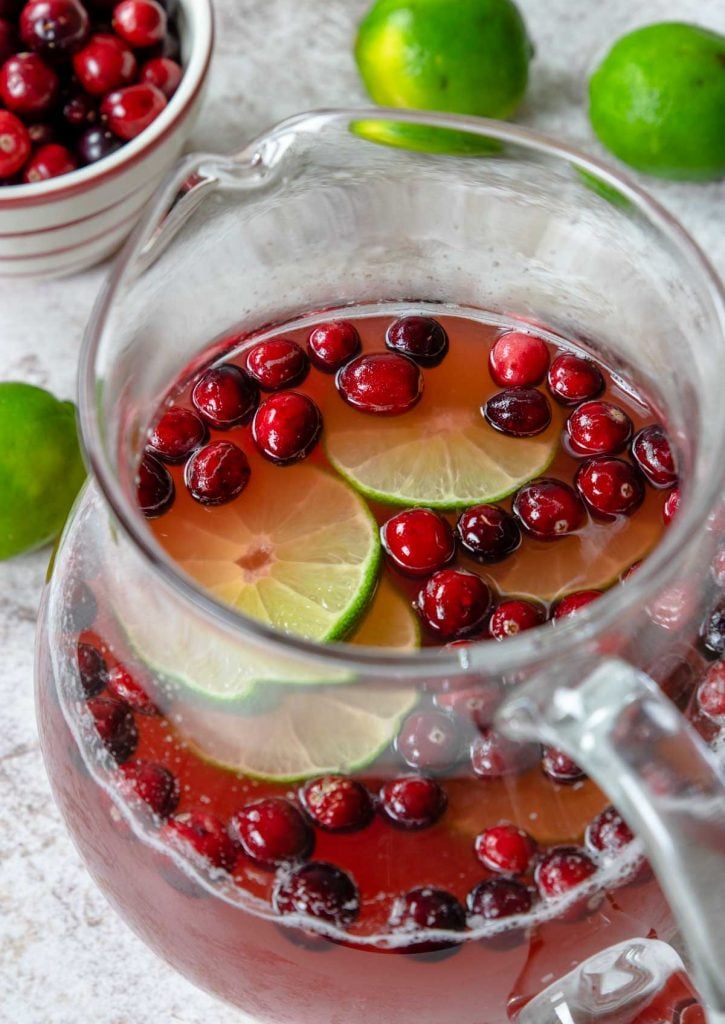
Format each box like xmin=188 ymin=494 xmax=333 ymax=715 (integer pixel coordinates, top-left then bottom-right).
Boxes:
xmin=0 ymin=0 xmax=213 ymax=279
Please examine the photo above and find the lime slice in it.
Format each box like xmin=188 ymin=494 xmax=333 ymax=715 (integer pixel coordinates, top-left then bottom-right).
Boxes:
xmin=172 ymin=684 xmax=418 ymax=782
xmin=350 ymin=577 xmax=420 ymax=649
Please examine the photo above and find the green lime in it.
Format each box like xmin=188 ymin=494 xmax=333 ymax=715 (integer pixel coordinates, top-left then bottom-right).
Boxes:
xmin=350 ymin=577 xmax=421 ymax=649
xmin=0 ymin=382 xmax=85 ymax=560
xmin=354 ymin=0 xmax=532 ymax=153
xmin=589 ymin=22 xmax=725 ymax=181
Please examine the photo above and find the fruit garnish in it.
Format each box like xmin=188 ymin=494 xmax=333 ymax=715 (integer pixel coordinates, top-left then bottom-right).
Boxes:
xmin=349 ymin=577 xmax=421 ymax=650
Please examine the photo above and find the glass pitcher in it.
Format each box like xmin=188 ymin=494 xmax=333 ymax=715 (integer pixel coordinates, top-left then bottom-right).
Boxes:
xmin=36 ymin=109 xmax=725 ymax=1024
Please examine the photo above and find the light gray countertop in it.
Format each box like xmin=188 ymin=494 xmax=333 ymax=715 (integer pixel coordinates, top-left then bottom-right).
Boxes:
xmin=1 ymin=1 xmax=723 ymax=1021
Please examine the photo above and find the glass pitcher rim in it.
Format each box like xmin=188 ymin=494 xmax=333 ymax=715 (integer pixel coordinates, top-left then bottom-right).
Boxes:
xmin=78 ymin=107 xmax=725 ymax=679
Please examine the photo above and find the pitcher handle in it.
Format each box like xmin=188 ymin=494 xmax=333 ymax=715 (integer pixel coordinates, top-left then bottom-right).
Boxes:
xmin=497 ymin=658 xmax=725 ymax=1022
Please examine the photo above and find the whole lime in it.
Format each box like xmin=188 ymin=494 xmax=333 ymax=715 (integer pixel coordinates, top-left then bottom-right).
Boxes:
xmin=589 ymin=22 xmax=725 ymax=181
xmin=354 ymin=0 xmax=532 ymax=152
xmin=0 ymin=382 xmax=86 ymax=560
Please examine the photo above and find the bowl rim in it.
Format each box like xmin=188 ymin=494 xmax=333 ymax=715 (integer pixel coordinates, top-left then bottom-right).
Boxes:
xmin=0 ymin=0 xmax=214 ymax=209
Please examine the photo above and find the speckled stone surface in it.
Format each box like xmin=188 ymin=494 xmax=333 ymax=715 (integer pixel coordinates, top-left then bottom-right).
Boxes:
xmin=0 ymin=1 xmax=723 ymax=1021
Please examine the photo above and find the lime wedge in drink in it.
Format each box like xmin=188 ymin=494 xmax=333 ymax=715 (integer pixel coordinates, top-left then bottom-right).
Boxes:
xmin=350 ymin=577 xmax=420 ymax=649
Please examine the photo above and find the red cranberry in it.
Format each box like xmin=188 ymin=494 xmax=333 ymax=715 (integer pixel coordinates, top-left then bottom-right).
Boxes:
xmin=489 ymin=599 xmax=545 ymax=640
xmin=77 ymin=124 xmax=121 ymax=163
xmin=389 ymin=887 xmax=465 ymax=951
xmin=87 ymin=697 xmax=138 ymax=762
xmin=148 ymin=406 xmax=207 ymax=463
xmin=585 ymin=805 xmax=634 ymax=854
xmin=0 ymin=52 xmax=58 ymax=116
xmin=575 ymin=456 xmax=644 ymax=518
xmin=107 ymin=663 xmax=158 ymax=714
xmin=489 ymin=331 xmax=549 ymax=387
xmin=379 ymin=774 xmax=447 ymax=829
xmin=547 ymin=352 xmax=604 ymax=405
xmin=27 ymin=120 xmax=55 ymax=146
xmin=245 ymin=338 xmax=309 ymax=391
xmin=23 ymin=142 xmax=76 ymax=182
xmin=474 ymin=822 xmax=537 ymax=875
xmin=700 ymin=601 xmax=725 ymax=659
xmin=163 ymin=811 xmax=238 ymax=871
xmin=230 ymin=797 xmax=313 ymax=868
xmin=273 ymin=861 xmax=359 ymax=927
xmin=483 ymin=387 xmax=552 ymax=437
xmin=567 ymin=401 xmax=633 ymax=456
xmin=77 ymin=642 xmax=108 ymax=697
xmin=118 ymin=760 xmax=179 ymax=818
xmin=385 ymin=315 xmax=448 ymax=366
xmin=136 ymin=452 xmax=174 ymax=517
xmin=553 ymin=590 xmax=602 ymax=619
xmin=467 ymin=878 xmax=533 ymax=920
xmin=536 ymin=846 xmax=597 ymax=898
xmin=396 ymin=710 xmax=460 ymax=772
xmin=455 ymin=504 xmax=521 ymax=563
xmin=191 ymin=363 xmax=258 ymax=429
xmin=112 ymin=0 xmax=167 ymax=48
xmin=470 ymin=728 xmax=537 ymax=778
xmin=184 ymin=441 xmax=250 ymax=506
xmin=307 ymin=320 xmax=360 ymax=372
xmin=541 ymin=746 xmax=586 ymax=783
xmin=73 ymin=32 xmax=137 ymax=94
xmin=381 ymin=507 xmax=455 ymax=577
xmin=513 ymin=478 xmax=586 ymax=540
xmin=336 ymin=352 xmax=423 ymax=416
xmin=20 ymin=0 xmax=90 ymax=56
xmin=252 ymin=392 xmax=322 ymax=465
xmin=0 ymin=18 xmax=17 ymax=63
xmin=631 ymin=425 xmax=677 ymax=488
xmin=697 ymin=662 xmax=725 ymax=720
xmin=0 ymin=110 xmax=30 ymax=177
xmin=433 ymin=682 xmax=501 ymax=730
xmin=300 ymin=776 xmax=374 ymax=832
xmin=62 ymin=88 xmax=98 ymax=127
xmin=67 ymin=580 xmax=97 ymax=632
xmin=139 ymin=54 xmax=181 ymax=97
xmin=663 ymin=487 xmax=680 ymax=525
xmin=417 ymin=568 xmax=491 ymax=640
xmin=102 ymin=82 xmax=166 ymax=140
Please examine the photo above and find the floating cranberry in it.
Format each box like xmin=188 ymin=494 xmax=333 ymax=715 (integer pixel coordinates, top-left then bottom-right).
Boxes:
xmin=483 ymin=387 xmax=552 ymax=437
xmin=567 ymin=401 xmax=633 ymax=456
xmin=417 ymin=568 xmax=491 ymax=640
xmin=139 ymin=54 xmax=181 ymax=97
xmin=697 ymin=662 xmax=725 ymax=720
xmin=471 ymin=729 xmax=537 ymax=779
xmin=396 ymin=710 xmax=460 ymax=772
xmin=663 ymin=487 xmax=680 ymax=525
xmin=245 ymin=338 xmax=308 ymax=392
xmin=575 ymin=456 xmax=644 ymax=518
xmin=113 ymin=0 xmax=166 ymax=48
xmin=163 ymin=811 xmax=239 ymax=871
xmin=191 ymin=363 xmax=258 ymax=429
xmin=535 ymin=846 xmax=597 ymax=898
xmin=385 ymin=315 xmax=449 ymax=367
xmin=336 ymin=352 xmax=423 ymax=415
xmin=552 ymin=590 xmax=602 ymax=619
xmin=0 ymin=52 xmax=58 ymax=116
xmin=700 ymin=601 xmax=725 ymax=659
xmin=513 ymin=478 xmax=586 ymax=540
xmin=455 ymin=504 xmax=521 ymax=563
xmin=489 ymin=599 xmax=545 ymax=640
xmin=23 ymin=142 xmax=76 ymax=181
xmin=118 ymin=760 xmax=179 ymax=818
xmin=67 ymin=580 xmax=97 ymax=632
xmin=541 ymin=746 xmax=586 ymax=783
xmin=467 ymin=878 xmax=533 ymax=921
xmin=20 ymin=0 xmax=90 ymax=56
xmin=379 ymin=775 xmax=447 ymax=829
xmin=585 ymin=805 xmax=634 ymax=854
xmin=300 ymin=776 xmax=374 ymax=833
xmin=474 ymin=822 xmax=537 ymax=875
xmin=230 ymin=797 xmax=313 ymax=868
xmin=307 ymin=320 xmax=360 ymax=373
xmin=489 ymin=331 xmax=549 ymax=387
xmin=0 ymin=18 xmax=16 ymax=64
xmin=252 ymin=392 xmax=322 ymax=464
xmin=77 ymin=642 xmax=108 ymax=697
xmin=136 ymin=452 xmax=174 ymax=516
xmin=101 ymin=82 xmax=166 ymax=140
xmin=77 ymin=124 xmax=121 ymax=163
xmin=273 ymin=861 xmax=359 ymax=927
xmin=547 ymin=352 xmax=604 ymax=405
xmin=148 ymin=406 xmax=207 ymax=463
xmin=381 ymin=507 xmax=455 ymax=577
xmin=0 ymin=110 xmax=29 ymax=177
xmin=87 ymin=696 xmax=138 ymax=762
xmin=631 ymin=425 xmax=677 ymax=488
xmin=389 ymin=887 xmax=466 ymax=951
xmin=73 ymin=32 xmax=137 ymax=94
xmin=433 ymin=682 xmax=501 ymax=730
xmin=107 ymin=663 xmax=158 ymax=714
xmin=185 ymin=441 xmax=250 ymax=506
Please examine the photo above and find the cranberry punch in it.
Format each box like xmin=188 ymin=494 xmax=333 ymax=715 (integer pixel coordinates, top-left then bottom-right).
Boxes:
xmin=36 ymin=111 xmax=725 ymax=1023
